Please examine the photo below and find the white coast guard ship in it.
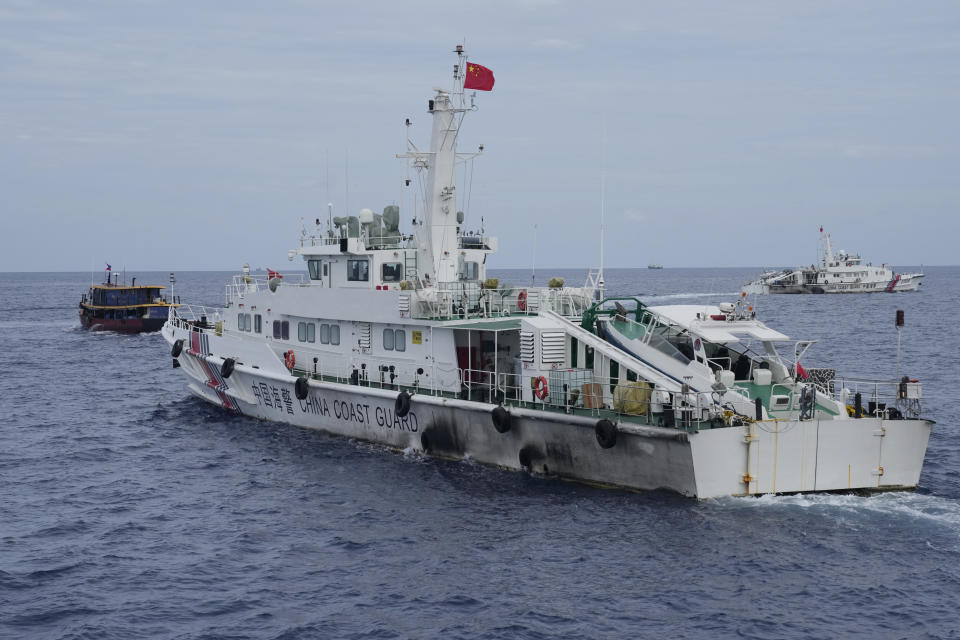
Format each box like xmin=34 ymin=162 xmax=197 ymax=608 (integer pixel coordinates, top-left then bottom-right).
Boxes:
xmin=743 ymin=228 xmax=924 ymax=294
xmin=162 ymin=48 xmax=933 ymax=498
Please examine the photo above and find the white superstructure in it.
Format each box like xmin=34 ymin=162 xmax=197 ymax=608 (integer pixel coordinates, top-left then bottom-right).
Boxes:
xmin=163 ymin=49 xmax=933 ymax=499
xmin=744 ymin=229 xmax=924 ymax=294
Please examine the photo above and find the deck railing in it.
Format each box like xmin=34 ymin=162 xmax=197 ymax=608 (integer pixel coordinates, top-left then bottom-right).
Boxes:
xmin=225 ymin=273 xmax=307 ymax=307
xmin=403 ymin=283 xmax=596 ymax=321
xmin=826 ymin=375 xmax=923 ymax=418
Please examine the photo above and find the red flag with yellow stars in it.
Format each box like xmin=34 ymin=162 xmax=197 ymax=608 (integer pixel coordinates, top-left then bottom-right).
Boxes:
xmin=464 ymin=62 xmax=495 ymax=91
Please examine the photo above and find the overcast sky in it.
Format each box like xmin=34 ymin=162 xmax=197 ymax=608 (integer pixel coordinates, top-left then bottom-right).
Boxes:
xmin=2 ymin=1 xmax=958 ymax=271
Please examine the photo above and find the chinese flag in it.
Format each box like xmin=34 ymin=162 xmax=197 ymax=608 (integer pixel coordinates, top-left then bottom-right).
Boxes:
xmin=464 ymin=62 xmax=495 ymax=91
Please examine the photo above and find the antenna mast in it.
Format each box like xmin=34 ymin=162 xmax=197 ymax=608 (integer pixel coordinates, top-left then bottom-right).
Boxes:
xmin=597 ymin=117 xmax=607 ymax=294
xmin=532 ymin=223 xmax=538 ymax=286
xmin=600 ymin=167 xmax=606 ymax=290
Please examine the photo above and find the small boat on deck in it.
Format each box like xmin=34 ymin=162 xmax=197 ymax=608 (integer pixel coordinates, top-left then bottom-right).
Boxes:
xmin=79 ymin=266 xmax=177 ymax=332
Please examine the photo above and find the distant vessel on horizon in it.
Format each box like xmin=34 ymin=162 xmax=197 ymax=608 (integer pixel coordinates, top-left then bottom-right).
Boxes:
xmin=647 ymin=263 xmax=663 ymax=270
xmin=743 ymin=228 xmax=923 ymax=294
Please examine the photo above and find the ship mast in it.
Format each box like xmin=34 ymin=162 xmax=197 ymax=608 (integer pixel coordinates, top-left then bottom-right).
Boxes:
xmin=399 ymin=45 xmax=479 ymax=286
xmin=821 ymin=227 xmax=834 ymax=267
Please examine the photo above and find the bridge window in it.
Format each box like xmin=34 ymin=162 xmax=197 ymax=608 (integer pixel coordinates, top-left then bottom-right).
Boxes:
xmin=382 ymin=262 xmax=403 ymax=282
xmin=308 ymin=260 xmax=321 ymax=280
xmin=459 ymin=261 xmax=479 ymax=281
xmin=254 ymin=314 xmax=262 ymax=333
xmin=274 ymin=320 xmax=289 ymax=340
xmin=383 ymin=328 xmax=395 ymax=351
xmin=347 ymin=259 xmax=369 ymax=282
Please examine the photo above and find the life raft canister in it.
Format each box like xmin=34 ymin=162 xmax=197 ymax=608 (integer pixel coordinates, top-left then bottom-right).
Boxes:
xmin=517 ymin=290 xmax=528 ymax=312
xmin=284 ymin=349 xmax=295 ymax=370
xmin=532 ymin=375 xmax=548 ymax=400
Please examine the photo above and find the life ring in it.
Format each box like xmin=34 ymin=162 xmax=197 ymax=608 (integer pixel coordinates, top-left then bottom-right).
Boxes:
xmin=171 ymin=339 xmax=184 ymax=358
xmin=595 ymin=419 xmax=617 ymax=449
xmin=395 ymin=391 xmax=412 ymax=418
xmin=295 ymin=376 xmax=309 ymax=400
xmin=284 ymin=349 xmax=295 ymax=370
xmin=221 ymin=357 xmax=235 ymax=379
xmin=517 ymin=290 xmax=527 ymax=312
xmin=491 ymin=406 xmax=511 ymax=433
xmin=533 ymin=375 xmax=548 ymax=400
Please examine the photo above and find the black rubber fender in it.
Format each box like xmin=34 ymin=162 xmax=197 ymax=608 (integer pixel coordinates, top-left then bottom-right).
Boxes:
xmin=295 ymin=376 xmax=309 ymax=400
xmin=220 ymin=357 xmax=235 ymax=379
xmin=395 ymin=391 xmax=412 ymax=418
xmin=491 ymin=406 xmax=511 ymax=433
xmin=171 ymin=339 xmax=184 ymax=358
xmin=595 ymin=419 xmax=617 ymax=449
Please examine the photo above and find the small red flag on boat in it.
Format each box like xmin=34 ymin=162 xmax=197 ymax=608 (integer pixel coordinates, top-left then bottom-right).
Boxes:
xmin=464 ymin=62 xmax=495 ymax=91
xmin=267 ymin=269 xmax=282 ymax=279
xmin=819 ymin=226 xmax=823 ymax=232
xmin=796 ymin=362 xmax=809 ymax=379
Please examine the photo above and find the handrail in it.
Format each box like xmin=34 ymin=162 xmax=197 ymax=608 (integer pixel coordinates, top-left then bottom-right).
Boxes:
xmin=225 ymin=273 xmax=307 ymax=306
xmin=580 ymin=297 xmax=648 ymax=332
xmin=405 ymin=284 xmax=595 ymax=321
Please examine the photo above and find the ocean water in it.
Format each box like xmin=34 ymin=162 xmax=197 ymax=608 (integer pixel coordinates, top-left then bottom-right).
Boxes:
xmin=1 ymin=267 xmax=958 ymax=639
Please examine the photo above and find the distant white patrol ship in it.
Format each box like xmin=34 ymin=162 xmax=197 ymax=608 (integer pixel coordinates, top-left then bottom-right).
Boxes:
xmin=744 ymin=228 xmax=923 ymax=294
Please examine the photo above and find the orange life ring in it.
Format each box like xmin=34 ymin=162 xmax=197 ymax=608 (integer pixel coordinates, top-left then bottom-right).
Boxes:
xmin=284 ymin=349 xmax=295 ymax=370
xmin=533 ymin=375 xmax=548 ymax=400
xmin=518 ymin=290 xmax=528 ymax=312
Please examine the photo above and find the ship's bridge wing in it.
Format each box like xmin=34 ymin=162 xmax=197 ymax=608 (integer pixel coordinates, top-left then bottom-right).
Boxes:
xmin=648 ymin=305 xmax=792 ymax=344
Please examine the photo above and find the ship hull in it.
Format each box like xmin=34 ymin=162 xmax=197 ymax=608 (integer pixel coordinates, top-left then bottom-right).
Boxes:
xmin=80 ymin=314 xmax=167 ymax=333
xmin=164 ymin=323 xmax=932 ymax=499
xmin=80 ymin=305 xmax=170 ymax=333
xmin=756 ymin=274 xmax=923 ymax=294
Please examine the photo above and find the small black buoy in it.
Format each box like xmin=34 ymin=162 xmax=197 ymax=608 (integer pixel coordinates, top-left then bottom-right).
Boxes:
xmin=595 ymin=419 xmax=617 ymax=449
xmin=395 ymin=391 xmax=412 ymax=418
xmin=171 ymin=339 xmax=184 ymax=358
xmin=220 ymin=357 xmax=235 ymax=379
xmin=295 ymin=376 xmax=309 ymax=400
xmin=491 ymin=406 xmax=511 ymax=433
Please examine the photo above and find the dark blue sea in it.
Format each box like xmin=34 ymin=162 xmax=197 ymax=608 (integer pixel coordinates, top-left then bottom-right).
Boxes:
xmin=2 ymin=267 xmax=958 ymax=639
